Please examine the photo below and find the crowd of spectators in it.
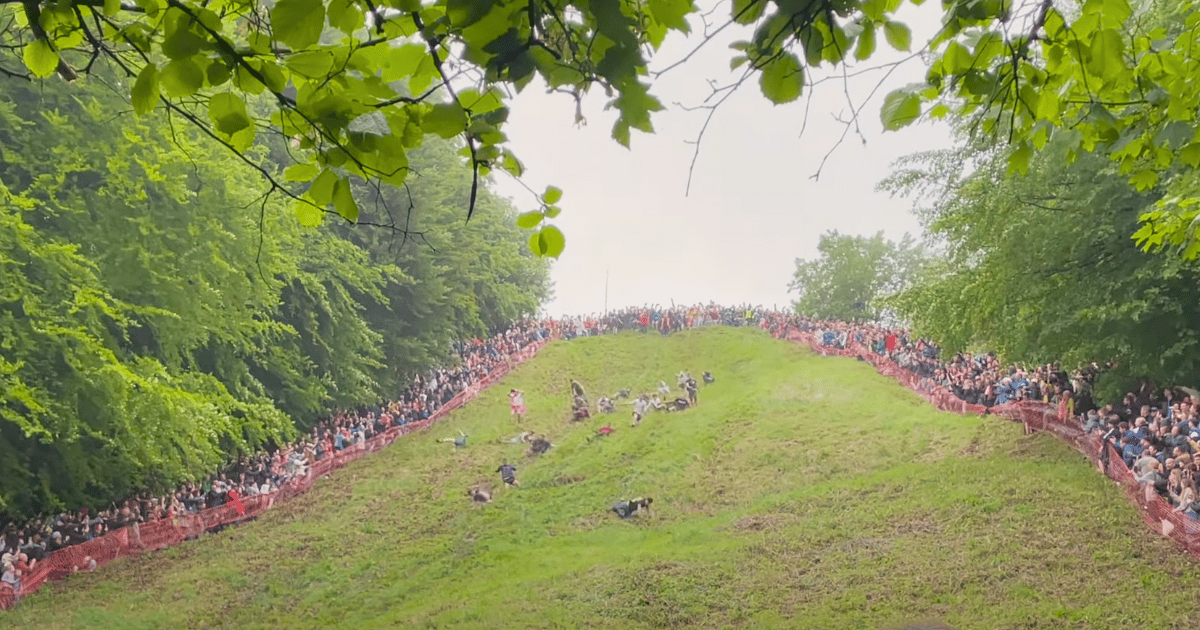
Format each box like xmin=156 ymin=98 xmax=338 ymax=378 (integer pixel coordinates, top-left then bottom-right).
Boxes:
xmin=788 ymin=315 xmax=1200 ymax=521
xmin=0 ymin=319 xmax=552 ymax=596
xmin=3 ymin=303 xmax=1197 ymax=601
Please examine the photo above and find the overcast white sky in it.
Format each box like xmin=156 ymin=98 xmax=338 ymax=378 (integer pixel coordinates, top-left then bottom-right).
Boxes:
xmin=491 ymin=2 xmax=957 ymax=317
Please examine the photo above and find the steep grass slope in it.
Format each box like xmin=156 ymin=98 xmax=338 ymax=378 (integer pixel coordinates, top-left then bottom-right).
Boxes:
xmin=9 ymin=327 xmax=1200 ymax=630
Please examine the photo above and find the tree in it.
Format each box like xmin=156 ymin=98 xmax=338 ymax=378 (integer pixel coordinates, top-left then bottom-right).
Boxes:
xmin=788 ymin=230 xmax=926 ymax=321
xmin=6 ymin=0 xmax=1200 ymax=257
xmin=880 ymin=133 xmax=1200 ymax=396
xmin=0 ymin=68 xmax=547 ymax=521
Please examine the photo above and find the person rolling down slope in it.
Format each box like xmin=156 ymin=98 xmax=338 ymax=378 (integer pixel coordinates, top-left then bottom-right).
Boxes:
xmin=702 ymin=371 xmax=715 ymax=385
xmin=497 ymin=461 xmax=519 ymax=487
xmin=611 ymin=497 xmax=653 ymax=519
xmin=570 ymin=379 xmax=588 ymax=405
xmin=438 ymin=430 xmax=468 ymax=448
xmin=466 ymin=485 xmax=492 ymax=503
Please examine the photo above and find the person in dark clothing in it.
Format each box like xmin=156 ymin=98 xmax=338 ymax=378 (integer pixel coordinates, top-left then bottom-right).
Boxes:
xmin=702 ymin=371 xmax=715 ymax=384
xmin=527 ymin=436 xmax=552 ymax=456
xmin=497 ymin=461 xmax=519 ymax=487
xmin=611 ymin=497 xmax=653 ymax=519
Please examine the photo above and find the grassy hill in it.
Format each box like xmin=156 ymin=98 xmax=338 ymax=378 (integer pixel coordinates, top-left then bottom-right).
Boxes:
xmin=9 ymin=327 xmax=1200 ymax=629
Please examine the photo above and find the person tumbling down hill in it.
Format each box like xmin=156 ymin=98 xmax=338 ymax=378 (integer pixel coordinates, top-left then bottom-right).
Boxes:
xmin=587 ymin=424 xmax=614 ymax=442
xmin=437 ymin=430 xmax=469 ymax=448
xmin=702 ymin=371 xmax=715 ymax=384
xmin=570 ymin=379 xmax=588 ymax=405
xmin=466 ymin=485 xmax=492 ymax=503
xmin=667 ymin=396 xmax=690 ymax=411
xmin=497 ymin=461 xmax=519 ymax=487
xmin=527 ymin=435 xmax=552 ymax=457
xmin=611 ymin=497 xmax=653 ymax=519
xmin=597 ymin=396 xmax=615 ymax=414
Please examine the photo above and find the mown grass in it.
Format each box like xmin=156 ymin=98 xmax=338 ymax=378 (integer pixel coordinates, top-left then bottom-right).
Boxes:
xmin=10 ymin=327 xmax=1200 ymax=629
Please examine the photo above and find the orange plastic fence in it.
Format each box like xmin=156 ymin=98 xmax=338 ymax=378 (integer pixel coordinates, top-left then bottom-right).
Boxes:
xmin=0 ymin=338 xmax=550 ymax=609
xmin=781 ymin=327 xmax=1200 ymax=560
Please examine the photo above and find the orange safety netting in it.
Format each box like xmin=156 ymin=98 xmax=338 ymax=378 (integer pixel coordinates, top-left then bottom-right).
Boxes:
xmin=0 ymin=338 xmax=550 ymax=610
xmin=779 ymin=327 xmax=1200 ymax=559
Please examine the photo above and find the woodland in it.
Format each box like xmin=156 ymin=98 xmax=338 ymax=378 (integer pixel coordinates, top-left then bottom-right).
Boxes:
xmin=0 ymin=75 xmax=549 ymax=522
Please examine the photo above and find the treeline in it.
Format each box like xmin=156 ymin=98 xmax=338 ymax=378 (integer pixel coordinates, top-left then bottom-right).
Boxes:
xmin=790 ymin=129 xmax=1200 ymax=401
xmin=786 ymin=0 xmax=1200 ymax=399
xmin=0 ymin=77 xmax=549 ymax=522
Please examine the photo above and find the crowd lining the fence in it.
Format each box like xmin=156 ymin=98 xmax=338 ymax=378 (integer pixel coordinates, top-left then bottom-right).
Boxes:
xmin=3 ymin=304 xmax=1198 ymax=609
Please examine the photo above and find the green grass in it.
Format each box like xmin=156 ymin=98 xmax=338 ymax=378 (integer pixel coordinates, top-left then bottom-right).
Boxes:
xmin=10 ymin=327 xmax=1200 ymax=629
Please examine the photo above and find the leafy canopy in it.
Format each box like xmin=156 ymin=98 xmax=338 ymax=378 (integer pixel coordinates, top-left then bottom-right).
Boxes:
xmin=7 ymin=0 xmax=1200 ymax=256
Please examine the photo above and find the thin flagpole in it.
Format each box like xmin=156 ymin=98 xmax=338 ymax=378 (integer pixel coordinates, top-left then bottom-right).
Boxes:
xmin=604 ymin=269 xmax=609 ymax=314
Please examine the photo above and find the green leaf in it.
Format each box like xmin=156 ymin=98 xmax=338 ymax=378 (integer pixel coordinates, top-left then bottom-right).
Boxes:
xmin=537 ymin=225 xmax=566 ymax=258
xmin=295 ymin=200 xmax=323 ymax=227
xmin=160 ymin=58 xmax=204 ymax=98
xmin=883 ymin=20 xmax=911 ymax=51
xmin=1129 ymin=169 xmax=1158 ymax=191
xmin=23 ymin=40 xmax=59 ymax=78
xmin=208 ymin=93 xmax=251 ymax=135
xmin=271 ymin=0 xmax=326 ymax=50
xmin=446 ymin=0 xmax=492 ymax=27
xmin=381 ymin=44 xmax=426 ymax=82
xmin=284 ymin=163 xmax=320 ymax=182
xmin=500 ymin=150 xmax=524 ymax=176
xmin=879 ymin=88 xmax=921 ymax=130
xmin=131 ymin=64 xmax=160 ymax=115
xmin=1179 ymin=143 xmax=1200 ymax=168
xmin=649 ymin=0 xmax=693 ymax=31
xmin=732 ymin=0 xmax=766 ymax=24
xmin=162 ymin=29 xmax=205 ymax=60
xmin=855 ymin=26 xmax=876 ymax=61
xmin=1007 ymin=142 xmax=1032 ymax=174
xmin=544 ymin=205 xmax=561 ymax=218
xmin=940 ymin=41 xmax=974 ymax=74
xmin=861 ymin=0 xmax=886 ymax=20
xmin=758 ymin=52 xmax=804 ymax=105
xmin=327 ymin=0 xmax=364 ymax=34
xmin=1087 ymin=28 xmax=1125 ymax=77
xmin=610 ymin=81 xmax=664 ymax=147
xmin=423 ymin=103 xmax=468 ymax=138
xmin=332 ymin=177 xmax=359 ymax=223
xmin=286 ymin=51 xmax=335 ymax=78
xmin=516 ymin=211 xmax=543 ymax=228
xmin=542 ymin=186 xmax=562 ymax=204
xmin=307 ymin=168 xmax=338 ymax=206
xmin=103 ymin=0 xmax=121 ymax=16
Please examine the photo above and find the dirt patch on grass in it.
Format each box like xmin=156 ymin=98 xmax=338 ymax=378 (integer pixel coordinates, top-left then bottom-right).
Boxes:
xmin=550 ymin=474 xmax=587 ymax=486
xmin=890 ymin=512 xmax=944 ymax=537
xmin=915 ymin=430 xmax=954 ymax=463
xmin=732 ymin=514 xmax=795 ymax=532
